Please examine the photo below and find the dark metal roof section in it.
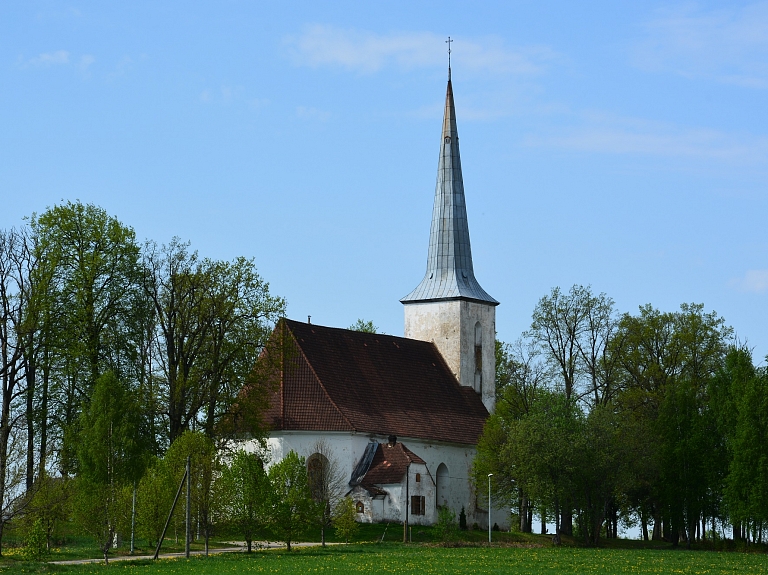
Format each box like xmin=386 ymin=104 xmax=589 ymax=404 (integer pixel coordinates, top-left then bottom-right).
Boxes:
xmin=401 ymin=77 xmax=498 ymax=306
xmin=349 ymin=441 xmax=379 ymax=486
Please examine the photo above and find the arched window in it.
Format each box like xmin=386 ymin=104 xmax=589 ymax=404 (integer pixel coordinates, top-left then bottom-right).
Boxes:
xmin=306 ymin=452 xmax=330 ymax=502
xmin=355 ymin=501 xmax=364 ymax=514
xmin=436 ymin=463 xmax=449 ymax=507
xmin=474 ymin=322 xmax=483 ymax=392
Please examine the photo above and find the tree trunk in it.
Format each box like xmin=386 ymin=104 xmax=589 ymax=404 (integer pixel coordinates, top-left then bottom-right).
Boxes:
xmin=25 ymin=356 xmax=35 ymax=491
xmin=38 ymin=361 xmax=49 ymax=477
xmin=652 ymin=508 xmax=661 ymax=540
xmin=641 ymin=512 xmax=649 ymax=541
xmin=520 ymin=492 xmax=529 ymax=533
xmin=560 ymin=506 xmax=573 ymax=537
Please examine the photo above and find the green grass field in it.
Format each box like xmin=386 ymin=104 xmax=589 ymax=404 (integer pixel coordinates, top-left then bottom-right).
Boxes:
xmin=3 ymin=523 xmax=767 ymax=574
xmin=5 ymin=543 xmax=768 ymax=575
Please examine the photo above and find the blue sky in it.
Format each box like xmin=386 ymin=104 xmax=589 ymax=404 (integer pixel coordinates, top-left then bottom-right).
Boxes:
xmin=2 ymin=1 xmax=768 ymax=358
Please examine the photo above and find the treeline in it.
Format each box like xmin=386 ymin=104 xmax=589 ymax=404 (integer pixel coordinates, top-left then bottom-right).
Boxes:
xmin=0 ymin=201 xmax=286 ymax=555
xmin=475 ymin=285 xmax=768 ymax=548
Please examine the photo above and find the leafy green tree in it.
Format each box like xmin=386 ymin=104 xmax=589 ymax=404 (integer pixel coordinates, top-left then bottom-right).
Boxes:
xmin=74 ymin=371 xmax=148 ymax=564
xmin=136 ymin=457 xmax=175 ymax=548
xmin=332 ymin=497 xmax=359 ymax=543
xmin=268 ymin=450 xmax=316 ymax=551
xmin=29 ymin=202 xmax=143 ymax=473
xmin=143 ymin=240 xmax=284 ymax=445
xmin=21 ymin=472 xmax=71 ymax=552
xmin=220 ymin=449 xmax=270 ymax=552
xmin=348 ymin=319 xmax=380 ymax=333
xmin=719 ymin=348 xmax=768 ymax=542
xmin=22 ymin=518 xmax=48 ymax=561
xmin=164 ymin=431 xmax=220 ymax=555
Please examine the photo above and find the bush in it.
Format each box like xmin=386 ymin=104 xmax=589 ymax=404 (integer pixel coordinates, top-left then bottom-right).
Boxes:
xmin=22 ymin=519 xmax=49 ymax=561
xmin=459 ymin=507 xmax=467 ymax=531
xmin=332 ymin=498 xmax=359 ymax=543
xmin=434 ymin=507 xmax=458 ymax=542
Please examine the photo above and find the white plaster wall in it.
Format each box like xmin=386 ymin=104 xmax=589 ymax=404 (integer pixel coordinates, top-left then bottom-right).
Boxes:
xmin=403 ymin=300 xmax=496 ymax=413
xmin=243 ymin=430 xmax=509 ymax=530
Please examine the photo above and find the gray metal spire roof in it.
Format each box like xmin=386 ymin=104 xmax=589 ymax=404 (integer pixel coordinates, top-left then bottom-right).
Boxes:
xmin=401 ymin=76 xmax=498 ymax=306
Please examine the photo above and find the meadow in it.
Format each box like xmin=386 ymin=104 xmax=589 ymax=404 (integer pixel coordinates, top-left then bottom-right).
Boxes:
xmin=5 ymin=543 xmax=768 ymax=575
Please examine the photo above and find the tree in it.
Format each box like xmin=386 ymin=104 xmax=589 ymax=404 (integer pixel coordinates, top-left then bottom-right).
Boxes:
xmin=220 ymin=449 xmax=270 ymax=552
xmin=143 ymin=239 xmax=284 ymax=445
xmin=136 ymin=457 xmax=175 ymax=548
xmin=717 ymin=347 xmax=768 ymax=542
xmin=348 ymin=319 xmax=380 ymax=334
xmin=332 ymin=497 xmax=359 ymax=543
xmin=268 ymin=450 xmax=316 ymax=551
xmin=74 ymin=371 xmax=148 ymax=564
xmin=29 ymin=202 xmax=143 ymax=474
xmin=0 ymin=228 xmax=33 ymax=555
xmin=164 ymin=431 xmax=220 ymax=555
xmin=20 ymin=472 xmax=71 ymax=552
xmin=307 ymin=439 xmax=346 ymax=546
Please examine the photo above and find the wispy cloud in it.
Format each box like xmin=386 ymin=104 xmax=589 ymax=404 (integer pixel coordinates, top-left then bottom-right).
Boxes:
xmin=634 ymin=2 xmax=768 ymax=88
xmin=286 ymin=25 xmax=557 ymax=75
xmin=730 ymin=269 xmax=768 ymax=293
xmin=527 ymin=111 xmax=768 ymax=163
xmin=19 ymin=50 xmax=70 ymax=68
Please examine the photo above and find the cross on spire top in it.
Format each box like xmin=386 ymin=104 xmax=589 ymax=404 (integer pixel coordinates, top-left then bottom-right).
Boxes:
xmin=446 ymin=36 xmax=453 ymax=80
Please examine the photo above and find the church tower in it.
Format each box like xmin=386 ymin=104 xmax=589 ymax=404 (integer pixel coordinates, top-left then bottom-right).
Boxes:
xmin=401 ymin=70 xmax=499 ymax=413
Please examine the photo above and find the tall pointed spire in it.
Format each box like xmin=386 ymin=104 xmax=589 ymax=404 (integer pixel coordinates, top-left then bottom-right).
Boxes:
xmin=401 ymin=74 xmax=498 ymax=306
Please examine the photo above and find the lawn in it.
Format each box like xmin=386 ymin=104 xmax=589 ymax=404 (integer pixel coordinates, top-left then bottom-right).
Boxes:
xmin=5 ymin=543 xmax=768 ymax=575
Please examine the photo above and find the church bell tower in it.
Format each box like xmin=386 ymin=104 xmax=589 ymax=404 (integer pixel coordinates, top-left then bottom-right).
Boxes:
xmin=401 ymin=69 xmax=499 ymax=413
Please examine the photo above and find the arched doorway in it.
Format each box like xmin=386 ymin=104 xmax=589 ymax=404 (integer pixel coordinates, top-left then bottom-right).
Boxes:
xmin=306 ymin=452 xmax=330 ymax=502
xmin=436 ymin=463 xmax=449 ymax=507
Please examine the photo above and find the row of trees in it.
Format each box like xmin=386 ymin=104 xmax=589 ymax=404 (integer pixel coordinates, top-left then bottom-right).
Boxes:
xmin=0 ymin=201 xmax=286 ymax=554
xmin=24 ymin=418 xmax=358 ymax=562
xmin=476 ymin=285 xmax=768 ymax=547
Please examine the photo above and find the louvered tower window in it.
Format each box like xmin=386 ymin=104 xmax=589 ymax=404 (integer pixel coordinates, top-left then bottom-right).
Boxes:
xmin=474 ymin=322 xmax=482 ymax=392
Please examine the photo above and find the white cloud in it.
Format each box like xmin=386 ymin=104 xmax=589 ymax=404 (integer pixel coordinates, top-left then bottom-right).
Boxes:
xmin=634 ymin=2 xmax=768 ymax=87
xmin=526 ymin=111 xmax=768 ymax=163
xmin=286 ymin=25 xmax=556 ymax=75
xmin=21 ymin=50 xmax=70 ymax=68
xmin=730 ymin=270 xmax=768 ymax=293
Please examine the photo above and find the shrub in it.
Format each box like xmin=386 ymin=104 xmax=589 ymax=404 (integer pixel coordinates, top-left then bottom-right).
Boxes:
xmin=22 ymin=518 xmax=49 ymax=561
xmin=459 ymin=507 xmax=467 ymax=531
xmin=332 ymin=497 xmax=359 ymax=543
xmin=434 ymin=507 xmax=458 ymax=542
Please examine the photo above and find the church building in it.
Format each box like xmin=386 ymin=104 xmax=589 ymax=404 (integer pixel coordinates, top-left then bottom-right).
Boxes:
xmin=246 ymin=70 xmax=502 ymax=528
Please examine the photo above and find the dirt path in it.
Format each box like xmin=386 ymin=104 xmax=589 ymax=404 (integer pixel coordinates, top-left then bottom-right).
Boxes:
xmin=51 ymin=541 xmax=337 ymax=566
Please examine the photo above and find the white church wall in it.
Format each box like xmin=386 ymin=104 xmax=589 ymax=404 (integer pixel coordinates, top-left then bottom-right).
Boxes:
xmin=245 ymin=430 xmax=509 ymax=530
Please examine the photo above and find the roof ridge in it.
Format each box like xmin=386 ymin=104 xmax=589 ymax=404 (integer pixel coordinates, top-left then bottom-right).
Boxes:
xmin=285 ymin=319 xmax=425 ymax=345
xmin=286 ymin=321 xmax=356 ymax=432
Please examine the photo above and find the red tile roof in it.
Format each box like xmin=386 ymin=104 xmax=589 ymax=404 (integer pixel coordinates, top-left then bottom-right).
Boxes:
xmin=361 ymin=442 xmax=427 ymax=485
xmin=258 ymin=319 xmax=489 ymax=445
